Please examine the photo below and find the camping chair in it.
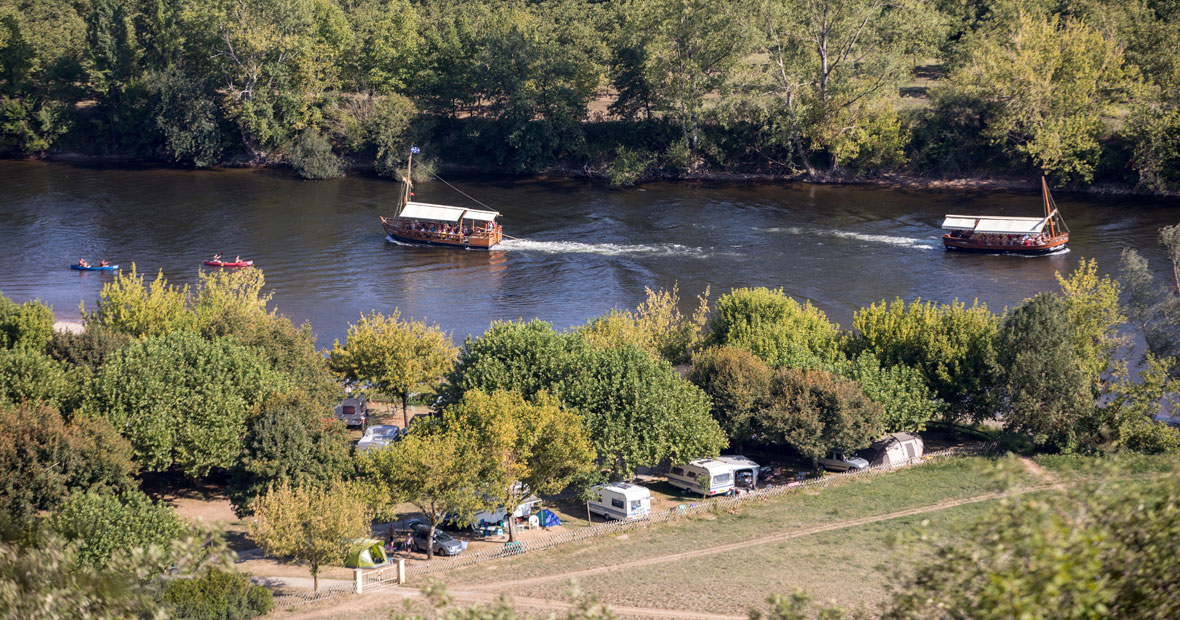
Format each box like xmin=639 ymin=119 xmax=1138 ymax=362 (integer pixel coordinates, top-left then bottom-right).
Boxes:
xmin=527 ymin=515 xmax=540 ymax=529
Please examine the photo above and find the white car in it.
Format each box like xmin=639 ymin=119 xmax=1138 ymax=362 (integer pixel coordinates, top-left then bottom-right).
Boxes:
xmin=357 ymin=425 xmax=401 ymax=452
xmin=817 ymin=450 xmax=869 ymax=472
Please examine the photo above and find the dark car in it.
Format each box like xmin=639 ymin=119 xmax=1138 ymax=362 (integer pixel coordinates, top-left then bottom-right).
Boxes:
xmin=410 ymin=523 xmax=465 ymax=556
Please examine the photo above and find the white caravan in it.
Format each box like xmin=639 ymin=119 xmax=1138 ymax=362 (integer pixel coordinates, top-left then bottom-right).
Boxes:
xmin=715 ymin=455 xmax=761 ymax=489
xmin=587 ymin=482 xmax=651 ymax=521
xmin=667 ymin=459 xmax=737 ymax=496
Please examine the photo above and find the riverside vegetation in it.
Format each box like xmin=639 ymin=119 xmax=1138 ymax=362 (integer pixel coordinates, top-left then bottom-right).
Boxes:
xmin=0 ymin=226 xmax=1178 ymax=616
xmin=3 ymin=0 xmax=1180 ymax=190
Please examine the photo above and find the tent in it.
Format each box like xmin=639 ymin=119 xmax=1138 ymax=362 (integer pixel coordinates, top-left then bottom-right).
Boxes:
xmin=345 ymin=538 xmax=389 ymax=568
xmin=866 ymin=433 xmax=924 ymax=468
xmin=537 ymin=509 xmax=561 ymax=528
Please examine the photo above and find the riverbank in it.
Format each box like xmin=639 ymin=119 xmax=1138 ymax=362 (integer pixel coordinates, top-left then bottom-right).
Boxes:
xmin=13 ymin=152 xmax=1178 ymax=198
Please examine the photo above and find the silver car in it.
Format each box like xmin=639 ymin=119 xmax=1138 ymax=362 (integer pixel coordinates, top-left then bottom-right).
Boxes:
xmin=357 ymin=424 xmax=401 ymax=452
xmin=818 ymin=450 xmax=869 ymax=472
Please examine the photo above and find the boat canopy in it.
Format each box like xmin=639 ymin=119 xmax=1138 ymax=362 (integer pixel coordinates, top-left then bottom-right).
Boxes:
xmin=397 ymin=201 xmax=500 ymax=223
xmin=941 ymin=214 xmax=1048 ymax=234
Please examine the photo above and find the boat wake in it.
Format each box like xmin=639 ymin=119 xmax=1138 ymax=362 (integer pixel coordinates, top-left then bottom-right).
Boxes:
xmin=499 ymin=238 xmax=711 ymax=258
xmin=764 ymin=227 xmax=940 ymax=250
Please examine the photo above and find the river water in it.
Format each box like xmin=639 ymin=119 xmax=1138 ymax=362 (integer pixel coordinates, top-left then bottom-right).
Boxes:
xmin=1 ymin=160 xmax=1177 ymax=347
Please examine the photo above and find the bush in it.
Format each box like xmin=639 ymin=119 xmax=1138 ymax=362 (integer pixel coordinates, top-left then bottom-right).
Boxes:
xmin=0 ymin=294 xmax=54 ymax=352
xmin=46 ymin=490 xmax=185 ymax=568
xmin=607 ymin=146 xmax=651 ymax=187
xmin=46 ymin=323 xmax=130 ymax=369
xmin=163 ymin=569 xmax=273 ymax=620
xmin=1118 ymin=418 xmax=1180 ymax=454
xmin=289 ymin=129 xmax=341 ymax=180
xmin=0 ymin=347 xmax=80 ymax=410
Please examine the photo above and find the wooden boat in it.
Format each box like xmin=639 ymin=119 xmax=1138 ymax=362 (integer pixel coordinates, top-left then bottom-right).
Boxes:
xmin=941 ymin=178 xmax=1069 ymax=254
xmin=379 ymin=149 xmax=503 ymax=249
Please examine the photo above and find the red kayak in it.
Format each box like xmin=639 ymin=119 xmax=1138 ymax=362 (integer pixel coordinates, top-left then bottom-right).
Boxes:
xmin=203 ymin=260 xmax=254 ymax=268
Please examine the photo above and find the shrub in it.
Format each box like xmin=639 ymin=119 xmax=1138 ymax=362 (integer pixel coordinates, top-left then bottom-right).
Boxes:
xmin=1118 ymin=418 xmax=1180 ymax=454
xmin=289 ymin=129 xmax=341 ymax=180
xmin=607 ymin=146 xmax=651 ymax=187
xmin=0 ymin=347 xmax=80 ymax=409
xmin=0 ymin=294 xmax=54 ymax=352
xmin=46 ymin=490 xmax=185 ymax=568
xmin=163 ymin=569 xmax=273 ymax=620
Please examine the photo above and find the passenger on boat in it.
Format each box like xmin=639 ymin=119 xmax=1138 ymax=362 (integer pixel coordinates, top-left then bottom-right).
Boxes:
xmin=234 ymin=255 xmax=241 ymax=262
xmin=78 ymin=258 xmax=90 ymax=268
xmin=100 ymin=259 xmax=109 ymax=267
xmin=213 ymin=252 xmax=222 ymax=261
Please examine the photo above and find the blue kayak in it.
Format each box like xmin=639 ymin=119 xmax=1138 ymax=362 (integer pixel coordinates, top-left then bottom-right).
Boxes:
xmin=70 ymin=264 xmax=118 ymax=271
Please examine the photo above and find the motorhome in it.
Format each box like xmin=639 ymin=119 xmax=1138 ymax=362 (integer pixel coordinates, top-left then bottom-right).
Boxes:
xmin=667 ymin=459 xmax=737 ymax=496
xmin=587 ymin=482 xmax=652 ymax=521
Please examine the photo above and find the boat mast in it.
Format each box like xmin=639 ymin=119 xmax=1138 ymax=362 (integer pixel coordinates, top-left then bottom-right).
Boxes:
xmin=1042 ymin=177 xmax=1057 ymax=238
xmin=397 ymin=149 xmax=414 ymax=217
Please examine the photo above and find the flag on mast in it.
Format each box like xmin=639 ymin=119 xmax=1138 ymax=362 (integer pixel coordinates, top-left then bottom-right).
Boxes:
xmin=410 ymin=146 xmax=420 ymax=154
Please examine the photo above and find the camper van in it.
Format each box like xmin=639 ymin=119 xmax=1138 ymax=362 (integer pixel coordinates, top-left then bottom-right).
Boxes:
xmin=715 ymin=455 xmax=761 ymax=489
xmin=667 ymin=459 xmax=738 ymax=496
xmin=587 ymin=482 xmax=651 ymax=521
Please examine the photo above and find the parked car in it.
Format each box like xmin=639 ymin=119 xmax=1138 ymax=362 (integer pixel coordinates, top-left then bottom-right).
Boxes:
xmin=334 ymin=396 xmax=368 ymax=428
xmin=357 ymin=424 xmax=401 ymax=452
xmin=818 ymin=450 xmax=869 ymax=472
xmin=410 ymin=523 xmax=465 ymax=556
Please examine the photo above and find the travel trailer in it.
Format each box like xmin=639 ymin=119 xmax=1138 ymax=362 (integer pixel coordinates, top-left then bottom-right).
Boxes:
xmin=587 ymin=482 xmax=652 ymax=520
xmin=667 ymin=459 xmax=738 ymax=496
xmin=715 ymin=455 xmax=761 ymax=489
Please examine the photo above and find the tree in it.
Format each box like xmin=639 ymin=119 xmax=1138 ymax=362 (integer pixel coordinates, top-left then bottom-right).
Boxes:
xmin=328 ymin=309 xmax=457 ymax=424
xmin=884 ymin=462 xmax=1180 ymax=619
xmin=1104 ymin=354 xmax=1180 ymax=454
xmin=938 ymin=11 xmax=1130 ymax=183
xmin=834 ymin=352 xmax=938 ymax=433
xmin=228 ymin=391 xmax=355 ymax=516
xmin=45 ymin=489 xmax=186 ymax=569
xmin=747 ymin=0 xmax=943 ymax=175
xmin=1055 ymin=258 xmax=1126 ymax=386
xmin=558 ymin=344 xmax=726 ymax=478
xmin=341 ymin=0 xmax=419 ymax=96
xmin=0 ymin=346 xmax=80 ymax=410
xmin=688 ymin=345 xmax=772 ymax=448
xmin=708 ymin=287 xmax=842 ymax=369
xmin=161 ymin=567 xmax=274 ymax=620
xmin=440 ymin=389 xmax=596 ymax=542
xmin=86 ymin=330 xmax=289 ymax=477
xmin=849 ymin=297 xmax=1000 ymax=423
xmin=361 ymin=430 xmax=489 ymax=559
xmin=0 ymin=293 xmax=53 ymax=351
xmin=86 ymin=263 xmax=192 ymax=337
xmin=250 ymin=481 xmax=370 ymax=591
xmin=994 ymin=293 xmax=1096 ymax=451
xmin=758 ymin=367 xmax=884 ymax=463
xmin=440 ymin=319 xmax=586 ymax=406
xmin=578 ymin=284 xmax=709 ymax=364
xmin=0 ymin=403 xmax=136 ymax=529
xmin=1121 ymin=246 xmax=1180 ymax=373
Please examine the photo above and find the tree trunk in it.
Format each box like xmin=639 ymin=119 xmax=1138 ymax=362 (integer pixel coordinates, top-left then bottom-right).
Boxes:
xmin=401 ymin=392 xmax=410 ymax=428
xmin=586 ymin=501 xmax=592 ymax=523
xmin=506 ymin=514 xmax=518 ymax=543
xmin=426 ymin=522 xmax=436 ymax=560
xmin=312 ymin=565 xmax=319 ymax=592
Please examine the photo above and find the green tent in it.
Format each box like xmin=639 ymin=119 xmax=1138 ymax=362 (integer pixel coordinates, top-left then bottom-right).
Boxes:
xmin=345 ymin=538 xmax=389 ymax=568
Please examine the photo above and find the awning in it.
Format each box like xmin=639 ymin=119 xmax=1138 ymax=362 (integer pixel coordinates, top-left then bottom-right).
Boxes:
xmin=942 ymin=214 xmax=1047 ymax=234
xmin=396 ymin=201 xmax=500 ymax=222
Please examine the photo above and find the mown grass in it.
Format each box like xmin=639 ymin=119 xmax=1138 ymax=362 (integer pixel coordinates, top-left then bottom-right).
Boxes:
xmin=443 ymin=456 xmax=1030 ymax=588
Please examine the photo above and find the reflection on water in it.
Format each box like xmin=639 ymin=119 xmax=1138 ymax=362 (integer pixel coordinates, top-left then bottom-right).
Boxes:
xmin=0 ymin=160 xmax=1176 ymax=346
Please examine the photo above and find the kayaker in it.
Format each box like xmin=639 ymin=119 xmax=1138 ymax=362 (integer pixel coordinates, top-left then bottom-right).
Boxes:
xmin=78 ymin=258 xmax=89 ymax=268
xmin=99 ymin=259 xmax=109 ymax=267
xmin=213 ymin=252 xmax=222 ymax=262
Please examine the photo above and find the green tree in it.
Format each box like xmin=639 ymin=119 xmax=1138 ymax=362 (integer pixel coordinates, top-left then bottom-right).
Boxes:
xmin=361 ymin=430 xmax=489 ymax=559
xmin=1105 ymin=354 xmax=1180 ymax=454
xmin=46 ymin=489 xmax=186 ymax=569
xmin=440 ymin=389 xmax=596 ymax=542
xmin=250 ymin=481 xmax=370 ymax=591
xmin=288 ymin=127 xmax=341 ymax=179
xmin=579 ymin=284 xmax=709 ymax=365
xmin=995 ymin=293 xmax=1096 ymax=451
xmin=87 ymin=263 xmax=192 ymax=337
xmin=884 ymin=462 xmax=1180 ymax=619
xmin=0 ymin=293 xmax=53 ymax=351
xmin=758 ymin=367 xmax=884 ymax=463
xmin=1121 ymin=246 xmax=1180 ymax=371
xmin=0 ymin=403 xmax=136 ymax=529
xmin=228 ymin=391 xmax=354 ymax=516
xmin=162 ymin=567 xmax=274 ymax=620
xmin=328 ymin=309 xmax=457 ymax=424
xmin=708 ymin=287 xmax=842 ymax=369
xmin=0 ymin=347 xmax=79 ymax=410
xmin=341 ymin=0 xmax=419 ymax=96
xmin=86 ymin=330 xmax=289 ymax=477
xmin=440 ymin=319 xmax=585 ymax=406
xmin=835 ymin=352 xmax=938 ymax=433
xmin=1055 ymin=258 xmax=1126 ymax=386
xmin=688 ymin=345 xmax=773 ymax=448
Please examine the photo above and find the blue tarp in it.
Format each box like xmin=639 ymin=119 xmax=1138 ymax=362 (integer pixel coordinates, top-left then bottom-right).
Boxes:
xmin=538 ymin=509 xmax=561 ymax=528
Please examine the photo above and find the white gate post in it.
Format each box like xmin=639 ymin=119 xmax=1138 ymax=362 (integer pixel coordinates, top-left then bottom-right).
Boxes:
xmin=396 ymin=558 xmax=406 ymax=584
xmin=354 ymin=568 xmax=364 ymax=594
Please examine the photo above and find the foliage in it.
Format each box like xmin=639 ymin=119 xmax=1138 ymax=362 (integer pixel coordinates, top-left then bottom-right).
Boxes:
xmin=688 ymin=345 xmax=772 ymax=447
xmin=0 ymin=346 xmax=80 ymax=410
xmin=228 ymin=391 xmax=354 ymax=516
xmin=708 ymin=287 xmax=842 ymax=369
xmin=883 ymin=462 xmax=1180 ymax=619
xmin=249 ymin=481 xmax=370 ymax=591
xmin=834 ymin=352 xmax=938 ymax=433
xmin=360 ymin=429 xmax=489 ymax=559
xmin=46 ymin=322 xmax=129 ymax=369
xmin=440 ymin=319 xmax=586 ymax=405
xmin=87 ymin=263 xmax=192 ymax=337
xmin=994 ymin=293 xmax=1096 ymax=451
xmin=606 ymin=146 xmax=651 ymax=187
xmin=46 ymin=489 xmax=186 ymax=569
xmin=388 ymin=581 xmax=619 ymax=620
xmin=328 ymin=309 xmax=457 ymax=417
xmin=1104 ymin=354 xmax=1180 ymax=454
xmin=1120 ymin=231 xmax=1180 ymax=373
xmin=162 ymin=568 xmax=273 ymax=620
xmin=1055 ymin=258 xmax=1126 ymax=385
xmin=849 ymin=297 xmax=1000 ymax=423
xmin=578 ymin=283 xmax=709 ymax=364
xmin=757 ymin=367 xmax=884 ymax=461
xmin=0 ymin=402 xmax=136 ymax=528
xmin=86 ymin=330 xmax=289 ymax=477
xmin=440 ymin=388 xmax=596 ymax=541
xmin=288 ymin=128 xmax=341 ymax=179
xmin=0 ymin=293 xmax=53 ymax=351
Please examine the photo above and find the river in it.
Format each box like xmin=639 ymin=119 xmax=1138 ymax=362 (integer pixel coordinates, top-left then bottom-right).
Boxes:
xmin=1 ymin=160 xmax=1177 ymax=348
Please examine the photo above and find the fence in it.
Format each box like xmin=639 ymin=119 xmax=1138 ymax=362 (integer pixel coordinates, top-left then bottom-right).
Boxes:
xmin=401 ymin=443 xmax=990 ymax=581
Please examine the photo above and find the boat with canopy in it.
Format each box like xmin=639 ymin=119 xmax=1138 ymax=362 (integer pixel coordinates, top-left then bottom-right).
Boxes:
xmin=941 ymin=178 xmax=1069 ymax=254
xmin=380 ymin=148 xmax=503 ymax=249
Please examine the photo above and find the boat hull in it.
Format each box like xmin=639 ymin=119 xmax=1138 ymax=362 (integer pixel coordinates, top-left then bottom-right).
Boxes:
xmin=381 ymin=217 xmax=501 ymax=249
xmin=203 ymin=260 xmax=254 ymax=267
xmin=70 ymin=264 xmax=118 ymax=271
xmin=942 ymin=235 xmax=1068 ymax=255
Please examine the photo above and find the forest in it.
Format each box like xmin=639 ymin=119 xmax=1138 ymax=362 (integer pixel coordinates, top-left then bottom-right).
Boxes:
xmin=2 ymin=0 xmax=1179 ymax=189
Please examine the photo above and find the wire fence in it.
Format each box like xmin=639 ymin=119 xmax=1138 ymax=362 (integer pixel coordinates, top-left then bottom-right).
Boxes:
xmin=401 ymin=443 xmax=991 ymax=581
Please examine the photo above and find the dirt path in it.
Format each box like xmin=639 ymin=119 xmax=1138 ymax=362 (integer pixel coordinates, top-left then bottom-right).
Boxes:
xmin=1018 ymin=456 xmax=1058 ymax=482
xmin=461 ymin=484 xmax=1059 ymax=593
